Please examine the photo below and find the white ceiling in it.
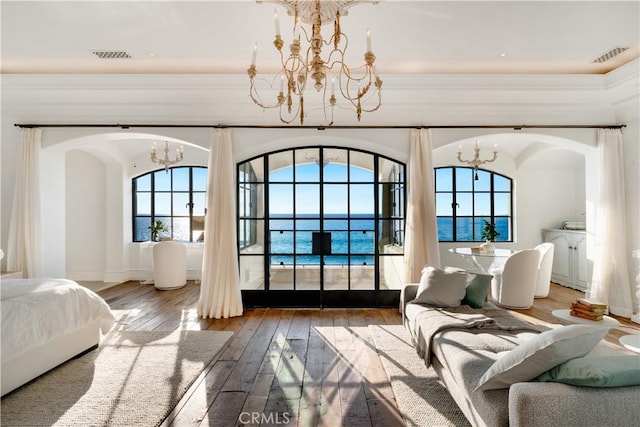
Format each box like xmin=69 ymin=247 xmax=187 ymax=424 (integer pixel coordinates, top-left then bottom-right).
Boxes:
xmin=1 ymin=0 xmax=637 ymax=162
xmin=2 ymin=0 xmax=638 ymax=75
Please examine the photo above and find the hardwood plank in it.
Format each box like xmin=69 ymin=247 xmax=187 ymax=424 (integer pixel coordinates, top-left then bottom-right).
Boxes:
xmin=298 ymin=310 xmax=325 ymax=427
xmin=166 ymin=360 xmax=235 ymax=426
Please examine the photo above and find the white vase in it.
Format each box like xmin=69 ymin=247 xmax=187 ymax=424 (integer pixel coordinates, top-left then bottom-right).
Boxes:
xmin=480 ymin=241 xmax=495 ymax=253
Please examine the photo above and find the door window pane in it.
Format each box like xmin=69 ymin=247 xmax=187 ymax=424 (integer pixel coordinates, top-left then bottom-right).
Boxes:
xmin=136 ymin=174 xmax=151 ymax=191
xmin=172 ymin=217 xmax=190 ymax=242
xmin=173 ymin=192 xmax=190 ymax=216
xmin=270 ymin=263 xmax=293 ymax=289
xmin=296 ymin=184 xmax=320 ymax=215
xmin=474 ymin=193 xmax=491 ymax=216
xmin=351 ymin=259 xmax=374 ymax=289
xmin=154 ymin=170 xmax=171 ymax=191
xmin=456 ymin=168 xmax=473 ymax=191
xmin=136 ymin=193 xmax=151 ymax=216
xmin=172 ymin=168 xmax=189 ymax=191
xmin=323 ymin=184 xmax=348 ymax=214
xmin=323 ymin=148 xmax=348 ymax=182
xmin=296 ymin=257 xmax=320 ymax=289
xmin=350 ymin=151 xmax=374 ymax=182
xmin=240 ymin=256 xmax=264 ymax=289
xmin=436 ymin=193 xmax=453 ymax=216
xmin=155 ymin=193 xmax=171 ymax=216
xmin=295 ymin=148 xmax=320 ymax=182
xmin=269 ymin=184 xmax=293 ymax=215
xmin=269 ymin=151 xmax=294 ymax=182
xmin=436 ymin=168 xmax=453 ymax=191
xmin=350 ymin=230 xmax=375 ymax=254
xmin=270 ymin=231 xmax=294 ymax=254
xmin=193 ymin=168 xmax=208 ymax=190
xmin=350 ymin=184 xmax=374 ymax=214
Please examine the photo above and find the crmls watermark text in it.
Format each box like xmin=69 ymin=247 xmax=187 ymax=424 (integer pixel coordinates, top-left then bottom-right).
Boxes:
xmin=238 ymin=411 xmax=291 ymax=425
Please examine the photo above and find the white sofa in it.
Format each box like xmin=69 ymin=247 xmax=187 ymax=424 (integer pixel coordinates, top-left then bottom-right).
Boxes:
xmin=402 ymin=284 xmax=640 ymax=427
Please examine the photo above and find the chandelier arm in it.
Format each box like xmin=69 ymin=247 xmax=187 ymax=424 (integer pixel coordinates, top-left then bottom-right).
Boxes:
xmin=249 ymin=79 xmax=285 ymax=109
xmin=320 ymin=77 xmax=334 ymax=126
xmin=358 ymin=93 xmax=383 ymax=113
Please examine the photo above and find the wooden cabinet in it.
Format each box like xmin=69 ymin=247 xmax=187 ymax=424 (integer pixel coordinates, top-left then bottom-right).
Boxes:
xmin=543 ymin=229 xmax=588 ymax=291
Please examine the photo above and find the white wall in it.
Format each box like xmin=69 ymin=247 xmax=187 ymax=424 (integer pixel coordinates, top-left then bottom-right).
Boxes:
xmin=517 ymin=151 xmax=586 ymax=247
xmin=65 ymin=150 xmax=106 ymax=279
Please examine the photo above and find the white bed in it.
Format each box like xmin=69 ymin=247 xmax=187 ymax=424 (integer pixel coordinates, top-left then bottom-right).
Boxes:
xmin=1 ymin=278 xmax=115 ymax=396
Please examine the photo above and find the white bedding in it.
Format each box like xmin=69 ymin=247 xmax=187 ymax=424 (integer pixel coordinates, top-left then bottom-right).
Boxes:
xmin=1 ymin=278 xmax=115 ymax=363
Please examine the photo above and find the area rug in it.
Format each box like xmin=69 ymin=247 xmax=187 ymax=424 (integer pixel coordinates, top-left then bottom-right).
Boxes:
xmin=369 ymin=324 xmax=470 ymax=427
xmin=1 ymin=330 xmax=232 ymax=426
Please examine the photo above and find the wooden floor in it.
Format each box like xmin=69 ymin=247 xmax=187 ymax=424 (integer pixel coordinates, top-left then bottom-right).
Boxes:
xmin=97 ymin=281 xmax=639 ymax=427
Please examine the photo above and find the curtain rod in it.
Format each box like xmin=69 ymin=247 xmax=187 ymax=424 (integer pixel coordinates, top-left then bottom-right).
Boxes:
xmin=13 ymin=123 xmax=625 ymax=130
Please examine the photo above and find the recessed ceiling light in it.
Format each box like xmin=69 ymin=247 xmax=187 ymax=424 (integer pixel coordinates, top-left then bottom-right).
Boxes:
xmin=592 ymin=47 xmax=628 ymax=63
xmin=91 ymin=50 xmax=132 ymax=59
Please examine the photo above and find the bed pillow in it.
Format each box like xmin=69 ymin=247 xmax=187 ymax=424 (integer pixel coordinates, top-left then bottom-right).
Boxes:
xmin=474 ymin=324 xmax=609 ymax=391
xmin=535 ymin=356 xmax=640 ymax=387
xmin=413 ymin=266 xmax=467 ymax=307
xmin=461 ymin=273 xmax=492 ymax=308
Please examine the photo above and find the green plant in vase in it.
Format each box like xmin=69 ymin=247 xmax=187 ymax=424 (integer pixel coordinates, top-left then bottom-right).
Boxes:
xmin=480 ymin=220 xmax=499 ymax=252
xmin=149 ymin=220 xmax=168 ymax=242
xmin=481 ymin=220 xmax=500 ymax=242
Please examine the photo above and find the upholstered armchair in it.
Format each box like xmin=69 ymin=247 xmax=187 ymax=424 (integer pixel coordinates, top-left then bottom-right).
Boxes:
xmin=490 ymin=249 xmax=540 ymax=309
xmin=153 ymin=241 xmax=187 ymax=290
xmin=534 ymin=242 xmax=555 ymax=298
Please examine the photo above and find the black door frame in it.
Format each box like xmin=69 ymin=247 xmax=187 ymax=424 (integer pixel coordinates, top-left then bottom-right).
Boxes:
xmin=239 ymin=146 xmax=404 ymax=308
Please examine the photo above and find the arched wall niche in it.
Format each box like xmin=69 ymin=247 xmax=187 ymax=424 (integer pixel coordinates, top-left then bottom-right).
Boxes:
xmin=432 ymin=132 xmax=597 ymax=273
xmin=41 ymin=131 xmax=206 ymax=279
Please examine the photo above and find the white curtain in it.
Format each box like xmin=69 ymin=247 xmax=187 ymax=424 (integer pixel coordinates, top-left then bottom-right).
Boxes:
xmin=6 ymin=128 xmax=43 ymax=278
xmin=198 ymin=129 xmax=243 ymax=319
xmin=404 ymin=128 xmax=441 ymax=283
xmin=589 ymin=128 xmax=632 ymax=316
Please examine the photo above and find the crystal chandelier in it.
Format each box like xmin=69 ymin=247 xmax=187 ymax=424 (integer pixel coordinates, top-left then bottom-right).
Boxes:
xmin=151 ymin=141 xmax=184 ymax=171
xmin=248 ymin=0 xmax=382 ymax=125
xmin=457 ymin=141 xmax=498 ymax=180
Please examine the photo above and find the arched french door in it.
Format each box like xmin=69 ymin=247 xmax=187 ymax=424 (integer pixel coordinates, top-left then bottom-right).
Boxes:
xmin=238 ymin=146 xmax=405 ymax=308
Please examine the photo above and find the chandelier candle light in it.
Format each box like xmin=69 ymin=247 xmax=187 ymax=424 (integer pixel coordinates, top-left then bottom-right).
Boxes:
xmin=457 ymin=140 xmax=498 ymax=180
xmin=247 ymin=0 xmax=382 ymax=125
xmin=151 ymin=141 xmax=184 ymax=171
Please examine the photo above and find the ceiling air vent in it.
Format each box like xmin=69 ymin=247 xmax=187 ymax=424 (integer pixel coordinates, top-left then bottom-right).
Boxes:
xmin=91 ymin=50 xmax=132 ymax=59
xmin=592 ymin=47 xmax=628 ymax=63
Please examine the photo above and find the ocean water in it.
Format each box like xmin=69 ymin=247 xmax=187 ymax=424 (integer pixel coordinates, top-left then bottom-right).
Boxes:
xmin=437 ymin=217 xmax=510 ymax=242
xmin=270 ymin=214 xmax=376 ymax=265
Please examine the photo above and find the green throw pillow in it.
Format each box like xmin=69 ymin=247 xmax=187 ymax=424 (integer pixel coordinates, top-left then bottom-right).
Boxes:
xmin=535 ymin=356 xmax=640 ymax=387
xmin=461 ymin=273 xmax=492 ymax=308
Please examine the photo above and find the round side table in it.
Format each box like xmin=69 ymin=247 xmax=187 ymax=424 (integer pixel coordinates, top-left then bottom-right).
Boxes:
xmin=619 ymin=335 xmax=640 ymax=353
xmin=551 ymin=309 xmax=620 ymax=328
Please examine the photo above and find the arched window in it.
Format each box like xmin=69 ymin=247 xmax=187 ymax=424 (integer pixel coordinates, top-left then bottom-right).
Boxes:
xmin=434 ymin=167 xmax=512 ymax=242
xmin=132 ymin=166 xmax=207 ymax=242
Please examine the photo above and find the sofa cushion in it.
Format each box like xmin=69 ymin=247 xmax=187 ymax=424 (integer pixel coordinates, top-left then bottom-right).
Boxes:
xmin=535 ymin=355 xmax=640 ymax=387
xmin=461 ymin=273 xmax=493 ymax=308
xmin=431 ymin=328 xmax=539 ymax=426
xmin=413 ymin=266 xmax=467 ymax=307
xmin=474 ymin=324 xmax=609 ymax=391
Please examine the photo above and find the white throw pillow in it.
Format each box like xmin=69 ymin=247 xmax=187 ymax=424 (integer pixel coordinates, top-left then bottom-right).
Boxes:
xmin=412 ymin=266 xmax=468 ymax=307
xmin=474 ymin=324 xmax=609 ymax=391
